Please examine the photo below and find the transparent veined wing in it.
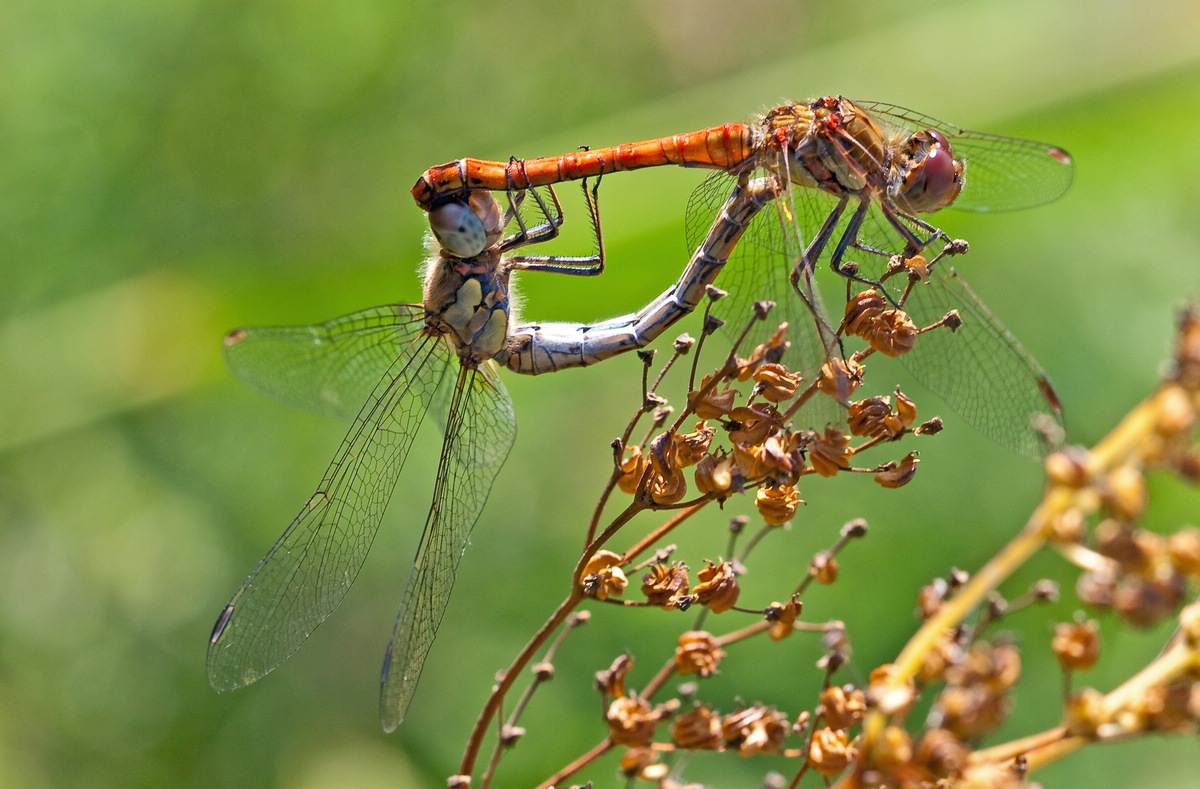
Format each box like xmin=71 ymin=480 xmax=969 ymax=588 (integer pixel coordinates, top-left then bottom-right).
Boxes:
xmin=684 ymin=169 xmax=845 ymax=429
xmin=223 ymin=305 xmax=429 ymax=421
xmin=380 ymin=361 xmax=517 ymax=731
xmin=855 ymin=100 xmax=1074 ymax=212
xmin=895 ymin=265 xmax=1062 ymax=458
xmin=208 ymin=320 xmax=454 ymax=692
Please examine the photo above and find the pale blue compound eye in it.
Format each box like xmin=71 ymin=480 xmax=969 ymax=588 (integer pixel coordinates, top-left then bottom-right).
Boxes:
xmin=429 ymin=200 xmax=488 ymax=258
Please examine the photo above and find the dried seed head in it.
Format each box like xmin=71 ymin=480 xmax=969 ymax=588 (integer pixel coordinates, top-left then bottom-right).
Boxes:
xmin=1103 ymin=466 xmax=1147 ymax=522
xmin=950 ymin=641 xmax=1022 ymax=693
xmin=671 ymin=704 xmax=724 ymax=751
xmin=848 ymin=395 xmax=900 ymax=438
xmin=875 ymin=452 xmax=920 ymax=488
xmin=872 ymin=725 xmax=915 ymax=779
xmin=915 ymin=416 xmax=943 ymax=436
xmin=760 ymin=430 xmax=804 ymax=485
xmin=672 ymin=333 xmax=696 ymax=355
xmin=895 ymin=388 xmax=917 ymax=426
xmin=903 ymin=253 xmax=930 ymax=279
xmin=1112 ymin=574 xmax=1186 ymax=628
xmin=694 ymin=451 xmax=735 ymax=498
xmin=606 ymin=694 xmax=661 ymax=746
xmin=844 ymin=291 xmax=918 ymax=357
xmin=694 ymin=559 xmax=740 ymax=614
xmin=674 ymin=630 xmax=725 ymax=678
xmin=648 ymin=432 xmax=687 ymax=505
xmin=689 ymin=374 xmax=738 ymax=419
xmin=753 ymin=362 xmax=803 ymax=402
xmin=841 ymin=518 xmax=869 ymax=538
xmin=1156 ymin=385 xmax=1196 ymax=437
xmin=728 ymin=403 xmax=783 ymax=446
xmin=1171 ymin=305 xmax=1200 ymax=387
xmin=641 ymin=563 xmax=690 ymax=609
xmin=868 ymin=663 xmax=917 ymax=715
xmin=810 ymin=551 xmax=839 ymax=585
xmin=818 ymin=355 xmax=864 ymax=402
xmin=674 ymin=422 xmax=715 ymax=467
xmin=581 ymin=550 xmax=628 ymax=601
xmin=617 ymin=446 xmax=647 ymax=495
xmin=723 ymin=705 xmax=789 ymax=756
xmin=618 ymin=747 xmax=662 ymax=780
xmin=595 ymin=654 xmax=633 ymax=697
xmin=843 ymin=289 xmax=888 ymax=336
xmin=872 ymin=309 xmax=919 ymax=357
xmin=1063 ymin=687 xmax=1106 ymax=737
xmin=756 ymin=484 xmax=802 ymax=526
xmin=1052 ymin=619 xmax=1101 ymax=672
xmin=1168 ymin=527 xmax=1200 ymax=579
xmin=1135 ymin=680 xmax=1197 ymax=733
xmin=917 ymin=728 xmax=968 ymax=778
xmin=765 ymin=597 xmax=802 ymax=641
xmin=809 ymin=426 xmax=852 ymax=477
xmin=917 ymin=630 xmax=964 ymax=684
xmin=819 ymin=685 xmax=866 ymax=730
xmin=807 ymin=726 xmax=856 ymax=777
xmin=917 ymin=578 xmax=949 ymax=620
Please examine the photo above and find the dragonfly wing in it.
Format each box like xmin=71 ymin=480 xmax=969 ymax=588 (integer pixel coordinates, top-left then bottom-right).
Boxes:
xmin=898 ymin=266 xmax=1063 ymax=458
xmin=207 ymin=329 xmax=453 ymax=691
xmin=379 ymin=361 xmax=517 ymax=731
xmin=224 ymin=305 xmax=428 ymax=421
xmin=854 ymin=100 xmax=1074 ymax=212
xmin=685 ymin=170 xmax=843 ymax=429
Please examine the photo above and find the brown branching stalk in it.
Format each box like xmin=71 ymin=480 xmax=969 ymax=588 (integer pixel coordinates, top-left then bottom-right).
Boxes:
xmin=454 ymin=297 xmax=1200 ymax=789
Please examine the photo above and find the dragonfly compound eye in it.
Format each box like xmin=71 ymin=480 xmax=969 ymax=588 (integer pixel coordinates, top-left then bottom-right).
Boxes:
xmin=895 ymin=129 xmax=964 ymax=214
xmin=429 ymin=199 xmax=488 ymax=258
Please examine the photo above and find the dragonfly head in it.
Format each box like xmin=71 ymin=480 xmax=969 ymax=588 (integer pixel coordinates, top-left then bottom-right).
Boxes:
xmin=428 ymin=192 xmax=504 ymax=258
xmin=891 ymin=129 xmax=964 ymax=214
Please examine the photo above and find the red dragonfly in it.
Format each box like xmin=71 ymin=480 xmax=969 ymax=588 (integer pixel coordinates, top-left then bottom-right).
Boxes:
xmin=413 ymin=96 xmax=1074 ymax=457
xmin=207 ymin=177 xmax=776 ymax=730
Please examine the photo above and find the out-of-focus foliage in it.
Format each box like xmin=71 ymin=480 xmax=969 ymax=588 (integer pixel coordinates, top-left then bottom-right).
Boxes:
xmin=1 ymin=0 xmax=1198 ymax=786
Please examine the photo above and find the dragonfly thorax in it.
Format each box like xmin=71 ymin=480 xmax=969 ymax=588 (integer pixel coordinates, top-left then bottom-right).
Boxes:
xmin=423 ymin=253 xmax=512 ymax=366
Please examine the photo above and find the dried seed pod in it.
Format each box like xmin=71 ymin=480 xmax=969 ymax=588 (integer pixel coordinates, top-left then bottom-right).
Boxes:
xmin=694 ymin=559 xmax=740 ymax=614
xmin=722 ymin=705 xmax=789 ymax=756
xmin=875 ymin=452 xmax=920 ymax=488
xmin=617 ymin=445 xmax=646 ymax=494
xmin=753 ymin=362 xmax=803 ymax=402
xmin=641 ymin=563 xmax=690 ymax=609
xmin=581 ymin=550 xmax=628 ymax=601
xmin=606 ymin=694 xmax=661 ymax=747
xmin=674 ymin=630 xmax=725 ymax=678
xmin=810 ymin=426 xmax=852 ymax=477
xmin=808 ymin=726 xmax=856 ymax=777
xmin=1052 ymin=619 xmax=1101 ymax=672
xmin=756 ymin=484 xmax=802 ymax=526
xmin=672 ymin=704 xmax=724 ymax=750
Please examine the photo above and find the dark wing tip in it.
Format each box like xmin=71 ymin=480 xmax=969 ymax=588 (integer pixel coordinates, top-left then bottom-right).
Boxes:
xmin=223 ymin=328 xmax=249 ymax=348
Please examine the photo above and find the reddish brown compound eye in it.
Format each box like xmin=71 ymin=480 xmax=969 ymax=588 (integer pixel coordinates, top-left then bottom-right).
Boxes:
xmin=428 ymin=198 xmax=488 ymax=258
xmin=897 ymin=130 xmax=964 ymax=214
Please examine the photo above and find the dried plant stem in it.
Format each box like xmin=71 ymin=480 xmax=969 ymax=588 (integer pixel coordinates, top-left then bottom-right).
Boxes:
xmin=461 ymin=589 xmax=584 ymax=781
xmin=536 ymin=738 xmax=615 ymax=789
xmin=853 ymin=382 xmax=1193 ymax=774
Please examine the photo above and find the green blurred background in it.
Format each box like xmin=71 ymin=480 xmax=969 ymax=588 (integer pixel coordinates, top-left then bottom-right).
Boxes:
xmin=2 ymin=0 xmax=1198 ymax=786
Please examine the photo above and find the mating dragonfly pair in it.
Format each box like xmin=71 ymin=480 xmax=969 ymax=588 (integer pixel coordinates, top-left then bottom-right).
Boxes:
xmin=207 ymin=96 xmax=1073 ymax=730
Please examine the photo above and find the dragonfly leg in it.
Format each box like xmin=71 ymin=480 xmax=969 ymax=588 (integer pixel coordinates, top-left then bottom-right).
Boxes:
xmin=497 ymin=168 xmax=566 ymax=250
xmin=827 ymin=197 xmax=897 ymax=299
xmin=504 ymin=176 xmax=605 ymax=277
xmin=787 ymin=195 xmax=848 ymax=359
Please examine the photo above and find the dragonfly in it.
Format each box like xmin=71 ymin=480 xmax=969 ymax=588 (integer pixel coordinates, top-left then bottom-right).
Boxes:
xmin=413 ymin=96 xmax=1075 ymax=457
xmin=207 ymin=175 xmax=778 ymax=731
